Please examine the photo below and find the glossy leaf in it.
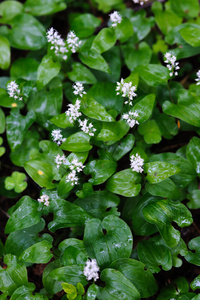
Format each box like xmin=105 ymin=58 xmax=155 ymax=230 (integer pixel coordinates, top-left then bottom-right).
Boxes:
xmin=132 ymin=94 xmax=155 ymax=124
xmin=67 ymin=62 xmax=97 ymax=84
xmin=48 ymin=197 xmax=91 ymax=232
xmin=144 ymin=161 xmax=180 ymax=184
xmin=50 ymin=265 xmax=87 ymax=286
xmin=135 ymin=64 xmax=169 ymax=87
xmin=79 ymin=50 xmax=110 ymax=73
xmin=74 ymin=190 xmax=120 ymax=220
xmin=115 ymin=18 xmax=134 ymax=43
xmin=112 ymin=134 xmax=135 ymax=161
xmin=106 ymin=169 xmax=141 ymax=197
xmin=61 ymin=132 xmax=92 ymax=152
xmin=191 ymin=275 xmax=200 ymax=291
xmin=87 ymin=283 xmax=99 ymax=300
xmin=5 ymin=196 xmax=41 ymax=234
xmin=138 ymin=120 xmax=162 ymax=144
xmin=186 ymin=137 xmax=200 ymax=175
xmin=170 ymin=0 xmax=199 ymax=18
xmin=50 ymin=113 xmax=74 ymax=128
xmin=10 ymin=57 xmax=39 ymax=81
xmin=143 ymin=199 xmax=193 ymax=247
xmin=180 ymin=25 xmax=200 ymax=47
xmin=24 ymin=0 xmax=67 ymax=16
xmin=83 ymin=216 xmax=133 ymax=268
xmin=187 ymin=190 xmax=200 ymax=209
xmin=6 ymin=109 xmax=35 ymax=151
xmin=92 ymin=28 xmax=116 ymax=54
xmin=0 ymin=36 xmax=10 ymax=70
xmin=42 ymin=260 xmax=62 ymax=296
xmin=110 ymin=259 xmax=157 ymax=298
xmin=19 ymin=240 xmax=53 ymax=263
xmin=145 ymin=178 xmax=181 ymax=200
xmin=70 ymin=13 xmax=101 ymax=38
xmin=37 ymin=55 xmax=61 ymax=90
xmin=185 ymin=237 xmax=200 ymax=266
xmin=0 ymin=108 xmax=5 ymax=134
xmin=98 ymin=268 xmax=140 ymax=300
xmin=97 ymin=121 xmax=129 ymax=145
xmin=7 ymin=13 xmax=46 ymax=50
xmin=0 ymin=1 xmax=23 ymax=23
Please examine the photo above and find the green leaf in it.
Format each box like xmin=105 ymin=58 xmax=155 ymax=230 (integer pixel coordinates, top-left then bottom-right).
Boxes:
xmin=37 ymin=55 xmax=61 ymax=90
xmin=132 ymin=93 xmax=155 ymax=124
xmin=50 ymin=265 xmax=87 ymax=286
xmin=61 ymin=246 xmax=87 ymax=266
xmin=76 ymin=282 xmax=85 ymax=296
xmin=81 ymin=95 xmax=115 ymax=122
xmin=5 ymin=196 xmax=41 ymax=234
xmin=144 ymin=161 xmax=180 ymax=184
xmin=98 ymin=268 xmax=140 ymax=300
xmin=10 ymin=57 xmax=39 ymax=81
xmin=67 ymin=62 xmax=97 ymax=84
xmin=138 ymin=120 xmax=162 ymax=144
xmin=115 ymin=18 xmax=134 ymax=43
xmin=79 ymin=50 xmax=110 ymax=73
xmin=97 ymin=121 xmax=129 ymax=145
xmin=0 ymin=36 xmax=10 ymax=70
xmin=0 ymin=1 xmax=23 ymax=23
xmin=19 ymin=240 xmax=53 ymax=264
xmin=145 ymin=178 xmax=181 ymax=200
xmin=122 ymin=41 xmax=152 ymax=71
xmin=170 ymin=0 xmax=199 ymax=18
xmin=186 ymin=137 xmax=200 ymax=175
xmin=187 ymin=190 xmax=200 ymax=209
xmin=74 ymin=190 xmax=120 ymax=220
xmin=50 ymin=113 xmax=74 ymax=128
xmin=61 ymin=132 xmax=92 ymax=152
xmin=83 ymin=216 xmax=133 ymax=268
xmin=87 ymin=283 xmax=99 ymax=300
xmin=91 ymin=28 xmax=116 ymax=54
xmin=24 ymin=0 xmax=67 ymax=16
xmin=110 ymin=259 xmax=158 ymax=298
xmin=70 ymin=13 xmax=101 ymax=38
xmin=143 ymin=199 xmax=193 ymax=247
xmin=163 ymin=90 xmax=200 ymax=127
xmin=84 ymin=159 xmax=117 ymax=185
xmin=27 ymin=78 xmax=62 ymax=128
xmin=0 ymin=108 xmax=5 ymax=134
xmin=6 ymin=109 xmax=35 ymax=151
xmin=191 ymin=275 xmax=200 ymax=291
xmin=87 ymin=82 xmax=123 ymax=114
xmin=57 ymin=173 xmax=75 ymax=196
xmin=43 ymin=260 xmax=62 ymax=296
xmin=24 ymin=160 xmax=55 ymax=189
xmin=135 ymin=64 xmax=169 ymax=87
xmin=132 ymin=193 xmax=158 ymax=236
xmin=137 ymin=236 xmax=172 ymax=273
xmin=0 ymin=254 xmax=30 ymax=296
xmin=7 ymin=13 xmax=46 ymax=50
xmin=130 ymin=10 xmax=154 ymax=43
xmin=62 ymin=282 xmax=77 ymax=295
xmin=10 ymin=285 xmax=49 ymax=300
xmin=5 ymin=171 xmax=27 ymax=193
xmin=112 ymin=134 xmax=135 ymax=161
xmin=48 ymin=197 xmax=91 ymax=232
xmin=185 ymin=237 xmax=200 ymax=266
xmin=180 ymin=25 xmax=200 ymax=47
xmin=106 ymin=169 xmax=141 ymax=197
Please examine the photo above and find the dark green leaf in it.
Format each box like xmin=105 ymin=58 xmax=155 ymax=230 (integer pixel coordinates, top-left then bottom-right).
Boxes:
xmin=133 ymin=94 xmax=155 ymax=124
xmin=170 ymin=0 xmax=199 ymax=18
xmin=138 ymin=120 xmax=162 ymax=144
xmin=0 ymin=1 xmax=23 ymax=23
xmin=24 ymin=0 xmax=67 ymax=16
xmin=87 ymin=283 xmax=99 ymax=300
xmin=145 ymin=178 xmax=182 ymax=200
xmin=0 ymin=108 xmax=5 ymax=134
xmin=185 ymin=237 xmax=200 ymax=266
xmin=91 ymin=28 xmax=116 ymax=54
xmin=67 ymin=62 xmax=97 ymax=84
xmin=50 ymin=265 xmax=87 ymax=286
xmin=43 ymin=260 xmax=62 ymax=296
xmin=135 ymin=64 xmax=169 ymax=87
xmin=0 ymin=36 xmax=10 ymax=70
xmin=115 ymin=18 xmax=134 ymax=43
xmin=112 ymin=134 xmax=135 ymax=161
xmin=70 ymin=13 xmax=101 ymax=38
xmin=96 ymin=121 xmax=129 ymax=145
xmin=10 ymin=58 xmax=39 ymax=81
xmin=186 ymin=137 xmax=200 ymax=175
xmin=187 ymin=190 xmax=200 ymax=209
xmin=79 ymin=50 xmax=110 ymax=73
xmin=19 ymin=240 xmax=53 ymax=263
xmin=144 ymin=161 xmax=180 ymax=184
xmin=83 ymin=216 xmax=133 ymax=268
xmin=61 ymin=132 xmax=92 ymax=152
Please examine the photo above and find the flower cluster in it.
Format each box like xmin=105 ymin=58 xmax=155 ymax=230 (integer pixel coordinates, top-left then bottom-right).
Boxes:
xmin=38 ymin=194 xmax=50 ymax=206
xmin=116 ymin=78 xmax=137 ymax=105
xmin=55 ymin=154 xmax=66 ymax=169
xmin=79 ymin=119 xmax=96 ymax=136
xmin=83 ymin=259 xmax=99 ymax=281
xmin=164 ymin=52 xmax=180 ymax=77
xmin=51 ymin=129 xmax=66 ymax=145
xmin=133 ymin=0 xmax=148 ymax=5
xmin=65 ymin=99 xmax=82 ymax=123
xmin=46 ymin=27 xmax=68 ymax=60
xmin=122 ymin=111 xmax=139 ymax=128
xmin=130 ymin=153 xmax=144 ymax=173
xmin=7 ymin=81 xmax=22 ymax=101
xmin=66 ymin=159 xmax=85 ymax=186
xmin=195 ymin=70 xmax=200 ymax=85
xmin=109 ymin=11 xmax=122 ymax=28
xmin=73 ymin=82 xmax=86 ymax=98
xmin=67 ymin=31 xmax=81 ymax=53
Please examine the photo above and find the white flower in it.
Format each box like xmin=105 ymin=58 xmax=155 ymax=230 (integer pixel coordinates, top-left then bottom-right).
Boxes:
xmin=130 ymin=153 xmax=144 ymax=173
xmin=73 ymin=82 xmax=86 ymax=98
xmin=116 ymin=78 xmax=137 ymax=105
xmin=7 ymin=81 xmax=22 ymax=101
xmin=38 ymin=194 xmax=50 ymax=206
xmin=55 ymin=154 xmax=66 ymax=169
xmin=83 ymin=259 xmax=99 ymax=281
xmin=67 ymin=31 xmax=81 ymax=53
xmin=69 ymin=158 xmax=85 ymax=173
xmin=133 ymin=0 xmax=148 ymax=5
xmin=65 ymin=99 xmax=82 ymax=123
xmin=109 ymin=11 xmax=122 ymax=28
xmin=46 ymin=27 xmax=68 ymax=60
xmin=164 ymin=52 xmax=180 ymax=77
xmin=122 ymin=111 xmax=139 ymax=128
xmin=79 ymin=119 xmax=96 ymax=136
xmin=51 ymin=129 xmax=66 ymax=145
xmin=195 ymin=70 xmax=200 ymax=85
xmin=66 ymin=170 xmax=79 ymax=186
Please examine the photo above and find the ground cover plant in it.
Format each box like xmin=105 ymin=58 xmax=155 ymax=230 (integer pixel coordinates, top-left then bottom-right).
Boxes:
xmin=0 ymin=0 xmax=200 ymax=299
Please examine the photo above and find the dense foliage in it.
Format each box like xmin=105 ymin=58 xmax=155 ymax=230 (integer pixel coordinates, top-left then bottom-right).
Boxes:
xmin=0 ymin=0 xmax=200 ymax=299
